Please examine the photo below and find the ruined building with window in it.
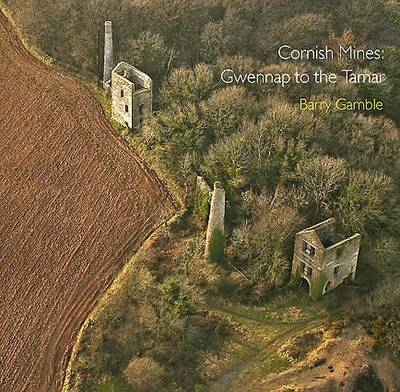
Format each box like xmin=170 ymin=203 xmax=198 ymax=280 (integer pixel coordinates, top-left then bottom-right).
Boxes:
xmin=111 ymin=62 xmax=152 ymax=129
xmin=291 ymin=218 xmax=361 ymax=299
xmin=102 ymin=21 xmax=152 ymax=129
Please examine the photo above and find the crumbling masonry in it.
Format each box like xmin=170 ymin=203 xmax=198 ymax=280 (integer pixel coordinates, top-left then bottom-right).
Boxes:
xmin=111 ymin=62 xmax=152 ymax=129
xmin=103 ymin=21 xmax=152 ymax=129
xmin=291 ymin=218 xmax=361 ymax=299
xmin=205 ymin=182 xmax=225 ymax=261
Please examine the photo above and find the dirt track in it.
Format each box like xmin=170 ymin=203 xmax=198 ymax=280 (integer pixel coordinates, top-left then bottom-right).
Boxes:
xmin=0 ymin=11 xmax=174 ymax=392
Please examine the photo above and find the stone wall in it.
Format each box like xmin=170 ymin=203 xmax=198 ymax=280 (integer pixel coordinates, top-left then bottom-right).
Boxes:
xmin=312 ymin=218 xmax=335 ymax=246
xmin=196 ymin=175 xmax=212 ymax=196
xmin=111 ymin=62 xmax=152 ymax=129
xmin=111 ymin=72 xmax=135 ymax=128
xmin=292 ymin=231 xmax=324 ymax=278
xmin=291 ymin=219 xmax=361 ymax=298
xmin=205 ymin=182 xmax=225 ymax=261
xmin=323 ymin=234 xmax=361 ymax=290
xmin=129 ymin=68 xmax=152 ymax=90
xmin=132 ymin=89 xmax=152 ymax=128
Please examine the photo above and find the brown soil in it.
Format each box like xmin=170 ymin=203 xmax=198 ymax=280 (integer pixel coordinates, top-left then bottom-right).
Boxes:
xmin=0 ymin=11 xmax=174 ymax=392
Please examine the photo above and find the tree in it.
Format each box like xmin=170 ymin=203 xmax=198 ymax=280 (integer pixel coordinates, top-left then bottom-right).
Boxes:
xmin=160 ymin=64 xmax=214 ymax=108
xmin=125 ymin=31 xmax=174 ymax=89
xmin=200 ymin=21 xmax=225 ymax=62
xmin=325 ymin=29 xmax=361 ymax=70
xmin=229 ymin=191 xmax=304 ymax=289
xmin=335 ymin=170 xmax=394 ymax=235
xmin=145 ymin=104 xmax=206 ymax=179
xmin=316 ymin=113 xmax=400 ymax=174
xmin=257 ymin=13 xmax=332 ymax=59
xmin=295 ymin=155 xmax=347 ymax=216
xmin=203 ymin=100 xmax=316 ymax=195
xmin=201 ymin=86 xmax=259 ymax=139
xmin=204 ymin=130 xmax=251 ymax=192
xmin=215 ymin=55 xmax=260 ymax=93
xmin=160 ymin=278 xmax=196 ymax=317
xmin=200 ymin=7 xmax=252 ymax=62
xmin=124 ymin=357 xmax=165 ymax=392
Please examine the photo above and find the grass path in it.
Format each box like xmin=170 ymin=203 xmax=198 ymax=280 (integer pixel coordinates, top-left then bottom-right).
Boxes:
xmin=207 ymin=293 xmax=345 ymax=392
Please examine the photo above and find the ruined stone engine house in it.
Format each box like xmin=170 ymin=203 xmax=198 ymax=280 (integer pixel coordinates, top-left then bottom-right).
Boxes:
xmin=291 ymin=218 xmax=361 ymax=298
xmin=111 ymin=62 xmax=152 ymax=129
xmin=103 ymin=21 xmax=152 ymax=129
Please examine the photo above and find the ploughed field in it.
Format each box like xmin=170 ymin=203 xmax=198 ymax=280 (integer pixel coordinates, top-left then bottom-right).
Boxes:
xmin=0 ymin=12 xmax=174 ymax=392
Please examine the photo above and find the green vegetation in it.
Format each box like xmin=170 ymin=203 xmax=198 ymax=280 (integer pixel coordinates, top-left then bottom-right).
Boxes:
xmin=123 ymin=357 xmax=166 ymax=392
xmin=98 ymin=377 xmax=131 ymax=392
xmin=194 ymin=189 xmax=210 ymax=226
xmin=277 ymin=329 xmax=323 ymax=363
xmin=310 ymin=272 xmax=327 ymax=301
xmin=209 ymin=229 xmax=224 ymax=263
xmin=371 ymin=307 xmax=400 ymax=358
xmin=67 ymin=231 xmax=228 ymax=392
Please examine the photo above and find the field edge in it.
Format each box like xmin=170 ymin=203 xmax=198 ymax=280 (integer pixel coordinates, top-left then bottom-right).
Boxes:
xmin=61 ymin=212 xmax=184 ymax=392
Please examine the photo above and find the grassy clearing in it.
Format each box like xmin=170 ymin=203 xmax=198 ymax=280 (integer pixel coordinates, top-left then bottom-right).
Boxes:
xmin=98 ymin=377 xmax=131 ymax=392
xmin=203 ymin=288 xmax=343 ymax=391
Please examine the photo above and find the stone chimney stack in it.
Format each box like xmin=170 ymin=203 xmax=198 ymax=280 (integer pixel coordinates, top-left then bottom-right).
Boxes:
xmin=103 ymin=21 xmax=113 ymax=89
xmin=205 ymin=182 xmax=225 ymax=261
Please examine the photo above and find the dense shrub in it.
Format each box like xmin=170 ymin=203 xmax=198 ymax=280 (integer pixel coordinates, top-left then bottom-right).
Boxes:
xmin=372 ymin=307 xmax=400 ymax=358
xmin=124 ymin=357 xmax=165 ymax=392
